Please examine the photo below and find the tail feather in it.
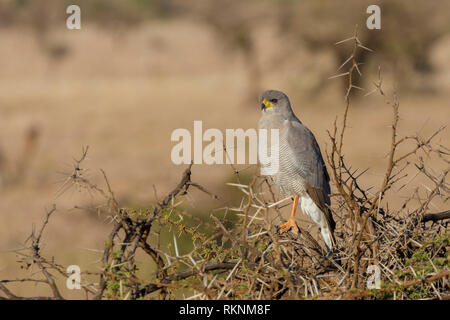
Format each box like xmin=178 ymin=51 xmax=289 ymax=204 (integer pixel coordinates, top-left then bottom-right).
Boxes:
xmin=301 ymin=195 xmax=336 ymax=252
xmin=321 ymin=225 xmax=335 ymax=252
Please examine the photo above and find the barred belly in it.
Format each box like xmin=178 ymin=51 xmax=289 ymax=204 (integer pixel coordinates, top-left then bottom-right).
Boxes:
xmin=272 ymin=135 xmax=307 ymax=197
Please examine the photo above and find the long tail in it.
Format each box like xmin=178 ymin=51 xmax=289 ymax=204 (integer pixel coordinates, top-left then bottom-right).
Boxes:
xmin=301 ymin=194 xmax=336 ymax=251
xmin=320 ymin=224 xmax=335 ymax=252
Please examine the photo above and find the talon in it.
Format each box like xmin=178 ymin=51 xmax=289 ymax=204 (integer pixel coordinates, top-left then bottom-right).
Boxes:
xmin=279 ymin=219 xmax=299 ymax=233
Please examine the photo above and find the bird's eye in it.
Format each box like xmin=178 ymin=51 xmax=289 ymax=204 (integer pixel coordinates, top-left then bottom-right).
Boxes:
xmin=270 ymin=98 xmax=278 ymax=103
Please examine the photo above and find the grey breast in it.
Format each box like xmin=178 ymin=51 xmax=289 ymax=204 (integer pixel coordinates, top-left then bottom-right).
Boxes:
xmin=274 ymin=123 xmax=309 ymax=196
xmin=259 ymin=115 xmax=308 ymax=197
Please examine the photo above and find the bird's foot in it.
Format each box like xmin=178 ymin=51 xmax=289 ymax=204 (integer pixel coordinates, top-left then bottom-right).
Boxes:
xmin=279 ymin=219 xmax=299 ymax=233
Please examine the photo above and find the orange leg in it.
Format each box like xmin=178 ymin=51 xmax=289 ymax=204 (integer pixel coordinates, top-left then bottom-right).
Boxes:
xmin=280 ymin=195 xmax=299 ymax=233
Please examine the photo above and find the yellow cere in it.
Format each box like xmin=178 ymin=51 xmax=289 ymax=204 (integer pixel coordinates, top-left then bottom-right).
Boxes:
xmin=262 ymin=99 xmax=273 ymax=109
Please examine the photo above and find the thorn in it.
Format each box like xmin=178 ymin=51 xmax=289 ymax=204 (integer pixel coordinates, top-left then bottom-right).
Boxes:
xmin=357 ymin=43 xmax=374 ymax=52
xmin=351 ymin=85 xmax=365 ymax=91
xmin=337 ymin=55 xmax=354 ymax=71
xmin=334 ymin=36 xmax=356 ymax=45
xmin=328 ymin=72 xmax=349 ymax=80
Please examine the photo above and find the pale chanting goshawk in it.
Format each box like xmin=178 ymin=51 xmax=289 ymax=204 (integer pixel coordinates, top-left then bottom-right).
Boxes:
xmin=258 ymin=90 xmax=336 ymax=251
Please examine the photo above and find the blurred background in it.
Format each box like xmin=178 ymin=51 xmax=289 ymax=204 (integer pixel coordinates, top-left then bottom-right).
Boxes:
xmin=0 ymin=0 xmax=449 ymax=298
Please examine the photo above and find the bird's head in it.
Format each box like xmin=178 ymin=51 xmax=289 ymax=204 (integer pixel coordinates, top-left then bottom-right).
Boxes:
xmin=259 ymin=90 xmax=294 ymax=118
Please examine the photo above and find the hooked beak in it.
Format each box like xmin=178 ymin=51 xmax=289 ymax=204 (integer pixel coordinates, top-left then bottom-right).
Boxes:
xmin=261 ymin=99 xmax=273 ymax=110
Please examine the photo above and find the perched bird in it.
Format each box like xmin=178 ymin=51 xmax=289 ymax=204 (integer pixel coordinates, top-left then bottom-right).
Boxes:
xmin=258 ymin=90 xmax=336 ymax=251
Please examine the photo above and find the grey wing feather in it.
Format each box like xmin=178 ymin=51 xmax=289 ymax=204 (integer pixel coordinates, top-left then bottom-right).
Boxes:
xmin=286 ymin=121 xmax=330 ymax=200
xmin=286 ymin=121 xmax=335 ymax=231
